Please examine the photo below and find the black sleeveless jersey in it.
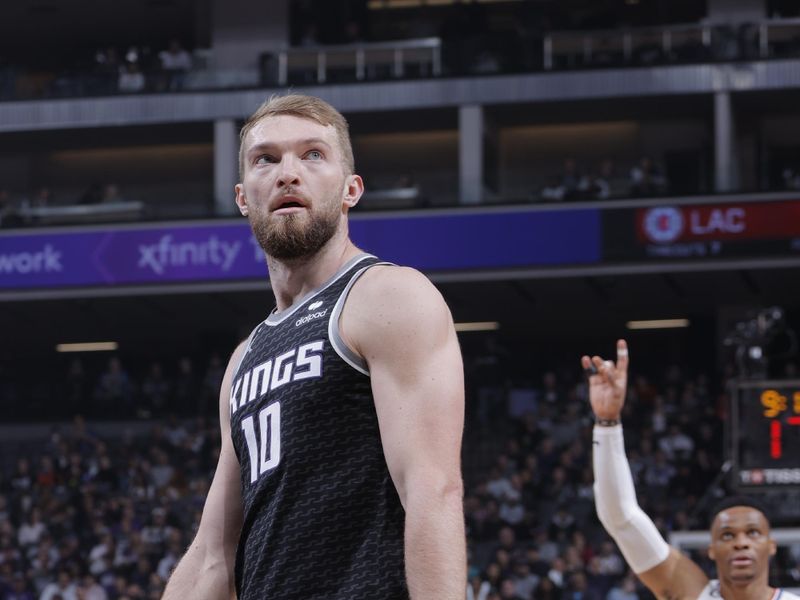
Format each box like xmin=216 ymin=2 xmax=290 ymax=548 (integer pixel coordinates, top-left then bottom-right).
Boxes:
xmin=229 ymin=254 xmax=407 ymax=600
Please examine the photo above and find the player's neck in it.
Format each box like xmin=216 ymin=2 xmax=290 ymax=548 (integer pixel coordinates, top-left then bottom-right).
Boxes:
xmin=718 ymin=577 xmax=774 ymax=600
xmin=267 ymin=230 xmax=361 ymax=311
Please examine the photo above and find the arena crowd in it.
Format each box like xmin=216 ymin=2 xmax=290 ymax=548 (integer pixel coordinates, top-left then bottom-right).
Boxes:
xmin=1 ymin=350 xmax=798 ymax=599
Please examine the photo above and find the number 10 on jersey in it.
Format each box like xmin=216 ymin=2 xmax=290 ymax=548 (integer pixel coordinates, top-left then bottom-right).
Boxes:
xmin=242 ymin=402 xmax=281 ymax=483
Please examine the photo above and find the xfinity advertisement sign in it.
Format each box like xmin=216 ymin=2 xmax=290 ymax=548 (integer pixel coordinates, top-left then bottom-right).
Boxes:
xmin=0 ymin=208 xmax=602 ymax=293
xmin=0 ymin=224 xmax=264 ymax=289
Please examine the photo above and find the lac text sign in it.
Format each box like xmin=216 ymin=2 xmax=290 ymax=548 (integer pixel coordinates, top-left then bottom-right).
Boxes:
xmin=603 ymin=199 xmax=800 ymax=261
xmin=732 ymin=380 xmax=800 ymax=489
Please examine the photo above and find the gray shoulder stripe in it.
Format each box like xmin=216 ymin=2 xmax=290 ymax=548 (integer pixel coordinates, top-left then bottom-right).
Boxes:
xmin=328 ymin=261 xmax=392 ymax=376
xmin=233 ymin=324 xmax=260 ymax=378
xmin=265 ymin=253 xmax=376 ymax=327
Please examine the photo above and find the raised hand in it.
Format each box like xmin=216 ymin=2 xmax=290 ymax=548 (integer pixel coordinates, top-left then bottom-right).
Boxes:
xmin=580 ymin=339 xmax=629 ymax=421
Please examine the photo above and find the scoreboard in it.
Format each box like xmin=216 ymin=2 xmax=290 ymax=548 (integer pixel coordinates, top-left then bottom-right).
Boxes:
xmin=732 ymin=380 xmax=800 ymax=489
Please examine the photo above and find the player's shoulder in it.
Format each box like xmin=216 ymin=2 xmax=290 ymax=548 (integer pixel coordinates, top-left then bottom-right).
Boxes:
xmin=357 ymin=263 xmax=432 ymax=290
xmin=342 ymin=263 xmax=451 ymax=351
xmin=352 ymin=263 xmax=442 ymax=309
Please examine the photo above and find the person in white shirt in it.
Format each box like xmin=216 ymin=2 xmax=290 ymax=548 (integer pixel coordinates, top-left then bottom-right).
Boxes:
xmin=583 ymin=340 xmax=800 ymax=600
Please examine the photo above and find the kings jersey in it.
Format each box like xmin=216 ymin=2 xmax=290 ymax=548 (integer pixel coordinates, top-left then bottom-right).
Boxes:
xmin=229 ymin=254 xmax=407 ymax=600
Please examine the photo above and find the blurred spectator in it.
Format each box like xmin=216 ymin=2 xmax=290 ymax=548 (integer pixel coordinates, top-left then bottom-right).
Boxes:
xmin=158 ymin=40 xmax=192 ymax=91
xmin=77 ymin=574 xmax=108 ymax=600
xmin=64 ymin=359 xmax=89 ymax=415
xmin=88 ymin=532 xmax=114 ymax=577
xmin=467 ymin=574 xmax=492 ymax=600
xmin=606 ymin=573 xmax=639 ymax=600
xmin=39 ymin=571 xmax=77 ymax=600
xmin=511 ymin=560 xmax=540 ymax=599
xmin=643 ymin=449 xmax=677 ymax=490
xmin=140 ymin=507 xmax=172 ymax=559
xmin=94 ymin=47 xmax=122 ymax=95
xmin=172 ymin=357 xmax=199 ymax=413
xmin=498 ymin=478 xmax=525 ymax=526
xmin=17 ymin=509 xmax=47 ymax=549
xmin=629 ymin=156 xmax=668 ymax=197
xmin=141 ymin=363 xmax=171 ymax=417
xmin=498 ymin=578 xmax=525 ymax=600
xmin=94 ymin=357 xmax=134 ymax=414
xmin=155 ymin=539 xmax=182 ymax=582
xmin=594 ymin=541 xmax=625 ymax=577
xmin=149 ymin=451 xmax=174 ymax=490
xmin=30 ymin=187 xmax=52 ymax=208
xmin=783 ymin=167 xmax=800 ymax=190
xmin=591 ymin=158 xmax=624 ymax=199
xmin=547 ymin=557 xmax=567 ymax=588
xmin=118 ymin=63 xmax=145 ymax=93
xmin=548 ymin=505 xmax=576 ymax=541
xmin=657 ymin=423 xmax=695 ymax=461
xmin=102 ymin=184 xmax=127 ymax=204
xmin=4 ymin=572 xmax=35 ymax=600
xmin=563 ymin=571 xmax=602 ymax=600
xmin=533 ymin=576 xmax=559 ymax=600
xmin=541 ymin=158 xmax=591 ymax=202
xmin=487 ymin=468 xmax=516 ymax=503
xmin=10 ymin=458 xmax=33 ymax=492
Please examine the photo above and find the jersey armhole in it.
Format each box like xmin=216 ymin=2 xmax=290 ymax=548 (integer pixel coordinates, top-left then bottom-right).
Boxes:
xmin=232 ymin=323 xmax=261 ymax=381
xmin=328 ymin=262 xmax=391 ymax=377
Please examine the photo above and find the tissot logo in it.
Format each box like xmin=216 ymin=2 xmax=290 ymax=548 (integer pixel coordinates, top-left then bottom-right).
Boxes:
xmin=642 ymin=207 xmax=684 ymax=244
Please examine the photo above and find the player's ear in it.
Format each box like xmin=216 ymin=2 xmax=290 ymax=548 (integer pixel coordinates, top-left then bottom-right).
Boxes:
xmin=769 ymin=538 xmax=777 ymax=557
xmin=707 ymin=544 xmax=715 ymax=561
xmin=343 ymin=174 xmax=364 ymax=209
xmin=235 ymin=183 xmax=249 ymax=216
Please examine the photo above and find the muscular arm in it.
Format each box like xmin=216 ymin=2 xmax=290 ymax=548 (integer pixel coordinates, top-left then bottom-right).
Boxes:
xmin=638 ymin=548 xmax=709 ymax=600
xmin=584 ymin=344 xmax=707 ymax=600
xmin=162 ymin=342 xmax=246 ymax=600
xmin=342 ymin=266 xmax=466 ymax=600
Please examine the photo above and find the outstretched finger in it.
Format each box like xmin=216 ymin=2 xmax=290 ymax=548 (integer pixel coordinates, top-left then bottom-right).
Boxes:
xmin=616 ymin=339 xmax=629 ymax=373
xmin=581 ymin=355 xmax=595 ymax=374
xmin=590 ymin=355 xmax=611 ymax=382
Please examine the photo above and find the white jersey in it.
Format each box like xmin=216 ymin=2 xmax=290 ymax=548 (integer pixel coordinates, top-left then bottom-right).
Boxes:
xmin=698 ymin=580 xmax=800 ymax=600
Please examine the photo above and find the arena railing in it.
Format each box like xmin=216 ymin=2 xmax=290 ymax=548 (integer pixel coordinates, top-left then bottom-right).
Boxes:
xmin=542 ymin=18 xmax=800 ymax=70
xmin=268 ymin=37 xmax=442 ymax=86
xmin=1 ymin=18 xmax=799 ymax=103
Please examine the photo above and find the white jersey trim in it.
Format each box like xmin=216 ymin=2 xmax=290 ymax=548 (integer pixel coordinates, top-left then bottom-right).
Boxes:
xmin=232 ymin=323 xmax=263 ymax=380
xmin=328 ymin=261 xmax=392 ymax=377
xmin=264 ymin=254 xmax=376 ymax=327
xmin=698 ymin=580 xmax=800 ymax=600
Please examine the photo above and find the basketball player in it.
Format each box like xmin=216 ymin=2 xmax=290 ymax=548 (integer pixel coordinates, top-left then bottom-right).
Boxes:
xmin=162 ymin=94 xmax=466 ymax=599
xmin=583 ymin=340 xmax=800 ymax=600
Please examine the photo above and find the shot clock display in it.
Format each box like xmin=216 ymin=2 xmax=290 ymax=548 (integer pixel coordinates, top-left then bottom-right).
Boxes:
xmin=732 ymin=380 xmax=800 ymax=488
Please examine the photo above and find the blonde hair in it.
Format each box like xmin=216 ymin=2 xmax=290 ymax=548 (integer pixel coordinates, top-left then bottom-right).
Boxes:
xmin=238 ymin=94 xmax=354 ymax=179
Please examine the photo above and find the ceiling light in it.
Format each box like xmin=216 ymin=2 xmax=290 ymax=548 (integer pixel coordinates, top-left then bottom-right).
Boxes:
xmin=626 ymin=319 xmax=690 ymax=330
xmin=56 ymin=342 xmax=119 ymax=353
xmin=454 ymin=321 xmax=500 ymax=332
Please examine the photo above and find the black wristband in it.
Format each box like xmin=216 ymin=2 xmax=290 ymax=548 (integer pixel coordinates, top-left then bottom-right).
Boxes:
xmin=595 ymin=418 xmax=621 ymax=427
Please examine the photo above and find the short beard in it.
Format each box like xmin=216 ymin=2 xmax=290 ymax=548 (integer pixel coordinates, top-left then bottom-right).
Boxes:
xmin=251 ymin=208 xmax=339 ymax=261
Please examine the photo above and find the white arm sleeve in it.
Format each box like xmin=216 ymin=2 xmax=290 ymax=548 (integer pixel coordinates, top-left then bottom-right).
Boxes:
xmin=593 ymin=424 xmax=671 ymax=574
